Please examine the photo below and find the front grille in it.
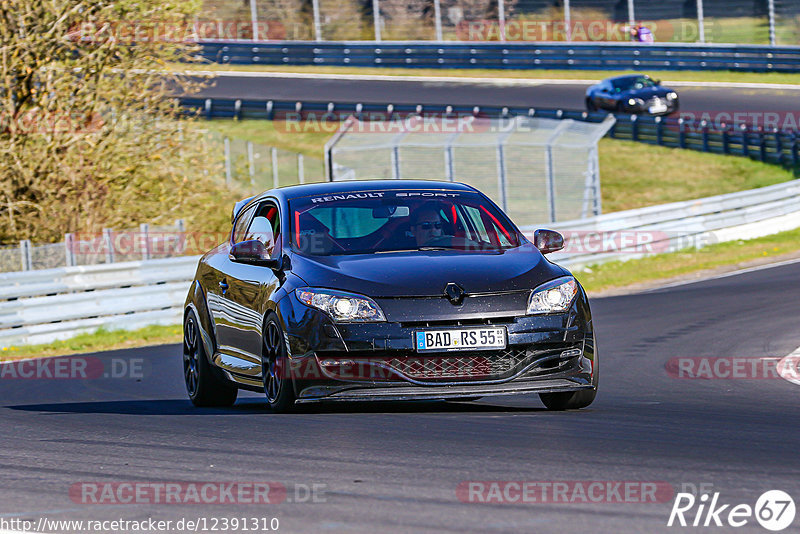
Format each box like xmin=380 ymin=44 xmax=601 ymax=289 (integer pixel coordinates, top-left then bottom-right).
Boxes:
xmin=384 ymin=348 xmax=527 ymax=381
xmin=399 ymin=317 xmax=516 ymax=328
xmin=316 ymin=345 xmax=580 ymax=384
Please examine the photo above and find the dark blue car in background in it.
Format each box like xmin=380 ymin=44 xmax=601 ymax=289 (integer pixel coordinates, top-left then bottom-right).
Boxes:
xmin=586 ymin=73 xmax=679 ymax=115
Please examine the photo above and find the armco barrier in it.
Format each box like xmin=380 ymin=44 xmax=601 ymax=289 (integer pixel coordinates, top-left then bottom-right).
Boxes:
xmin=3 ymin=179 xmax=800 ymax=347
xmin=0 ymin=256 xmax=199 ymax=347
xmin=200 ymin=41 xmax=800 ymax=73
xmin=528 ymin=178 xmax=800 ymax=268
xmin=181 ymin=97 xmax=800 ymax=171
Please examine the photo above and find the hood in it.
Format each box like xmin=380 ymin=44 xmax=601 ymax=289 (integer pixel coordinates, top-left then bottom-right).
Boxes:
xmin=289 ymin=244 xmax=568 ymax=298
xmin=621 ymin=86 xmax=671 ymax=99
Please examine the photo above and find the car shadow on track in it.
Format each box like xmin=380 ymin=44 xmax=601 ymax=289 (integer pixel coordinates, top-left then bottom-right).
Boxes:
xmin=7 ymin=397 xmax=548 ymax=415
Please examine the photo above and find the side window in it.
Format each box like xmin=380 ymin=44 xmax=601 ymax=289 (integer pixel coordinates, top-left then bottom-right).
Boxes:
xmin=246 ymin=201 xmax=281 ymax=258
xmin=231 ymin=205 xmax=257 ymax=244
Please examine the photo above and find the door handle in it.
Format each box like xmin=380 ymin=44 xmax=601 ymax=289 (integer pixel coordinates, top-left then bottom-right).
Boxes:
xmin=219 ymin=280 xmax=229 ymax=293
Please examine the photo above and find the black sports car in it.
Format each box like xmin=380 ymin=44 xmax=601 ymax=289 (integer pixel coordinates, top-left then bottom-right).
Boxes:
xmin=586 ymin=74 xmax=679 ymax=116
xmin=183 ymin=180 xmax=597 ymax=412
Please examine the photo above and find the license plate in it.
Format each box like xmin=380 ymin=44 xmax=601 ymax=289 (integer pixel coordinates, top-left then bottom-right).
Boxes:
xmin=415 ymin=327 xmax=506 ymax=352
xmin=649 ymin=101 xmax=667 ymax=113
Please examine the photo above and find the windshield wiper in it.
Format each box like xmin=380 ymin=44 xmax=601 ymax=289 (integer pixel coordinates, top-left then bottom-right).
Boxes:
xmin=373 ymin=247 xmax=450 ymax=254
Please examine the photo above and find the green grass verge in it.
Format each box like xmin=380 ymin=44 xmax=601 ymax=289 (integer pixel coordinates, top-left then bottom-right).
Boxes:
xmin=179 ymin=64 xmax=800 ymax=86
xmin=0 ymin=325 xmax=181 ymax=361
xmin=3 ymin=227 xmax=800 ymax=358
xmin=577 ymin=227 xmax=800 ymax=293
xmin=597 ymin=139 xmax=795 ymax=212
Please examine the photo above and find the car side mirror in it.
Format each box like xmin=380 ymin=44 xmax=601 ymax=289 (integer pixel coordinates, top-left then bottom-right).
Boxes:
xmin=229 ymin=240 xmax=280 ymax=268
xmin=654 ymin=79 xmax=661 ymax=85
xmin=533 ymin=229 xmax=565 ymax=254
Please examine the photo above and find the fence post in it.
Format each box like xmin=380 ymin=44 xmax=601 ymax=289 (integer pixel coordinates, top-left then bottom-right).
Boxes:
xmin=204 ymin=98 xmax=212 ymax=120
xmin=298 ymin=153 xmax=305 ymax=184
xmin=175 ymin=219 xmax=186 ymax=255
xmin=696 ymin=0 xmax=705 ymax=43
xmin=592 ymin=147 xmax=602 ymax=215
xmin=759 ymin=131 xmax=767 ymax=162
xmin=498 ymin=0 xmax=506 ymax=42
xmin=627 ymin=0 xmax=635 ymax=37
xmin=433 ymin=0 xmax=443 ymax=41
xmin=224 ymin=137 xmax=232 ymax=186
xmin=140 ymin=223 xmax=151 ymax=261
xmin=678 ymin=119 xmax=686 ymax=149
xmin=372 ymin=0 xmax=381 ymax=42
xmin=741 ymin=125 xmax=750 ymax=158
xmin=775 ymin=131 xmax=783 ymax=165
xmin=444 ymin=145 xmax=455 ymax=181
xmin=312 ymin=0 xmax=322 ymax=41
xmin=391 ymin=145 xmax=400 ymax=179
xmin=271 ymin=147 xmax=279 ymax=188
xmin=103 ymin=228 xmax=115 ymax=264
xmin=20 ymin=240 xmax=32 ymax=271
xmin=631 ymin=115 xmax=639 ymax=142
xmin=722 ymin=127 xmax=730 ymax=154
xmin=564 ymin=0 xmax=571 ymax=42
xmin=545 ymin=144 xmax=556 ymax=223
xmin=792 ymin=134 xmax=799 ymax=168
xmin=767 ymin=0 xmax=776 ymax=46
xmin=247 ymin=141 xmax=256 ymax=187
xmin=655 ymin=116 xmax=663 ymax=145
xmin=64 ymin=233 xmax=76 ymax=267
xmin=496 ymin=144 xmax=507 ymax=211
xmin=249 ymin=0 xmax=259 ymax=41
xmin=701 ymin=121 xmax=709 ymax=152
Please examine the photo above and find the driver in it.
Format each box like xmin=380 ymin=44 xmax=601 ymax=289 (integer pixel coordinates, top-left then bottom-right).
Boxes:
xmin=410 ymin=207 xmax=444 ymax=247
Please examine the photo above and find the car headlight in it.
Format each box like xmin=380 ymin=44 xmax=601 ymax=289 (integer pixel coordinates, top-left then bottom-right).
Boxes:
xmin=295 ymin=288 xmax=386 ymax=322
xmin=667 ymin=92 xmax=678 ymax=100
xmin=527 ymin=276 xmax=578 ymax=315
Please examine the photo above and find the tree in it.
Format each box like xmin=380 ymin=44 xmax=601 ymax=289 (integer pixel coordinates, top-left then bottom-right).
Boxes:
xmin=0 ymin=0 xmax=229 ymax=243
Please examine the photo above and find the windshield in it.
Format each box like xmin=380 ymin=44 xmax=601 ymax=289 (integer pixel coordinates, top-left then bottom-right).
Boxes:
xmin=289 ymin=190 xmax=523 ymax=256
xmin=611 ymin=76 xmax=655 ymax=92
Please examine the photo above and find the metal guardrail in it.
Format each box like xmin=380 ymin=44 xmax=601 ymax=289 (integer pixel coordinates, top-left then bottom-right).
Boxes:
xmin=0 ymin=257 xmax=199 ymax=347
xmin=527 ymin=179 xmax=800 ymax=268
xmin=182 ymin=97 xmax=800 ymax=172
xmin=3 ymin=179 xmax=800 ymax=347
xmin=200 ymin=41 xmax=800 ymax=72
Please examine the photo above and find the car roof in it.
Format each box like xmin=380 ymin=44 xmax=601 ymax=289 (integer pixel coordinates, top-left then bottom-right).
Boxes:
xmin=254 ymin=179 xmax=478 ymax=203
xmin=606 ymin=73 xmax=649 ymax=82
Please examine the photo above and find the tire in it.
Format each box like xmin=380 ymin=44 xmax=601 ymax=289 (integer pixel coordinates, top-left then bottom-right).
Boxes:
xmin=262 ymin=313 xmax=297 ymax=413
xmin=585 ymin=98 xmax=598 ymax=112
xmin=540 ymin=339 xmax=599 ymax=411
xmin=183 ymin=310 xmax=238 ymax=407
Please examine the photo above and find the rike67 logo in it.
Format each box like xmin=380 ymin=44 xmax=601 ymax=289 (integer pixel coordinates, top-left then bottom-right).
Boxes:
xmin=668 ymin=490 xmax=796 ymax=531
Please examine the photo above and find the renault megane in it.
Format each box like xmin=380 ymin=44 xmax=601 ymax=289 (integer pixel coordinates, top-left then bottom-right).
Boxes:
xmin=183 ymin=180 xmax=598 ymax=412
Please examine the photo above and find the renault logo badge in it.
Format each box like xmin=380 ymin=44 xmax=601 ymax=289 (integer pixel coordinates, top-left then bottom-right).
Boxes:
xmin=444 ymin=283 xmax=465 ymax=305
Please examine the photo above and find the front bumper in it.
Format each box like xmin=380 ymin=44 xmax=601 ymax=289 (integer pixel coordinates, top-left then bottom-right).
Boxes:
xmin=622 ymin=96 xmax=679 ymax=116
xmin=282 ymin=305 xmax=596 ymax=403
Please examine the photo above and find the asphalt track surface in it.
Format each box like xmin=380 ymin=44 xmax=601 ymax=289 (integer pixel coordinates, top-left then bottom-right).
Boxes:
xmin=195 ymin=74 xmax=800 ymax=119
xmin=2 ymin=260 xmax=800 ymax=533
